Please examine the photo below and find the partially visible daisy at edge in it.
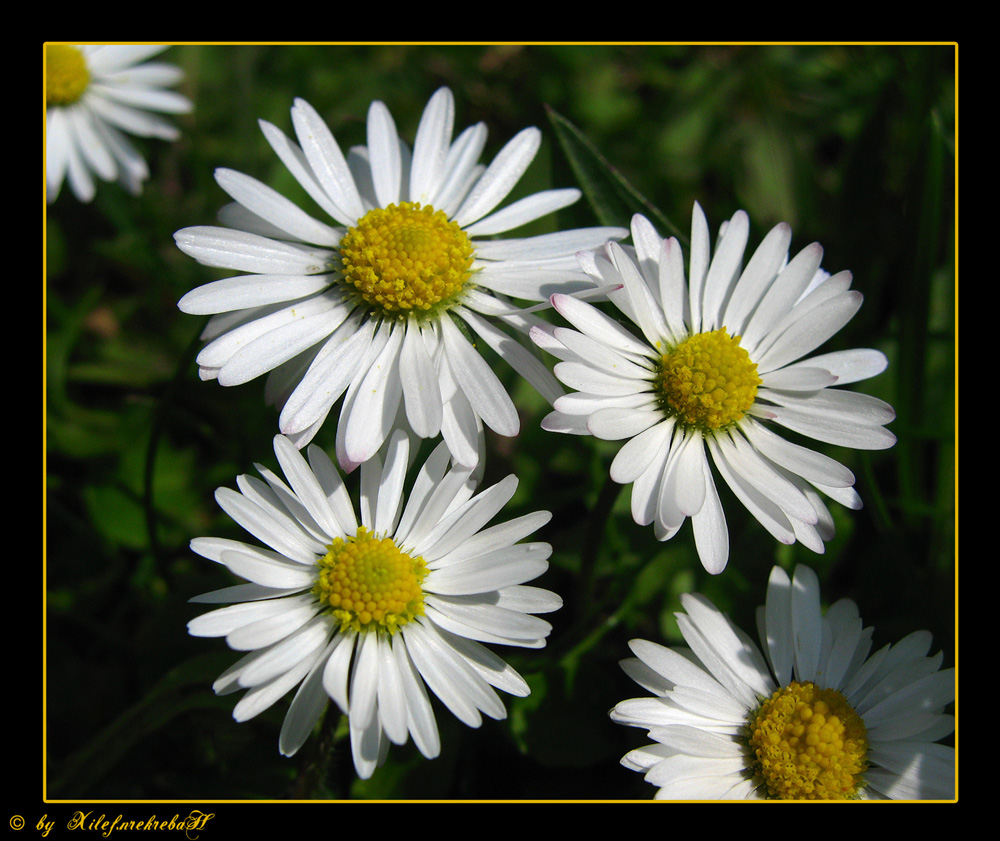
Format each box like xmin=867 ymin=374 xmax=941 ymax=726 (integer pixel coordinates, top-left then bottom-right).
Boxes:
xmin=187 ymin=431 xmax=561 ymax=779
xmin=45 ymin=44 xmax=191 ymax=203
xmin=611 ymin=564 xmax=955 ymax=800
xmin=531 ymin=207 xmax=896 ymax=574
xmin=175 ymin=86 xmax=626 ymax=471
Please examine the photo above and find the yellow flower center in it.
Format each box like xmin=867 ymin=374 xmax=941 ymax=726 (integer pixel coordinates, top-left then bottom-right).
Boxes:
xmin=746 ymin=681 xmax=869 ymax=800
xmin=46 ymin=44 xmax=90 ymax=107
xmin=339 ymin=201 xmax=475 ymax=316
xmin=313 ymin=526 xmax=427 ymax=634
xmin=656 ymin=328 xmax=761 ymax=431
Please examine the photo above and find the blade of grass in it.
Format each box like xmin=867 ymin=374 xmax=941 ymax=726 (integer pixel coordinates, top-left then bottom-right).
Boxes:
xmin=545 ymin=105 xmax=684 ymax=242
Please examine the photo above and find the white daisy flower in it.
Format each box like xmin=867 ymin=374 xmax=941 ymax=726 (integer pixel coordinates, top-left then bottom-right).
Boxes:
xmin=45 ymin=44 xmax=191 ymax=203
xmin=533 ymin=207 xmax=896 ymax=574
xmin=187 ymin=432 xmax=561 ymax=779
xmin=611 ymin=564 xmax=955 ymax=800
xmin=175 ymin=87 xmax=626 ymax=470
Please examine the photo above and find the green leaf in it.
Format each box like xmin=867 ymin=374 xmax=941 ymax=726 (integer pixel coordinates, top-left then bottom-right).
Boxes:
xmin=546 ymin=105 xmax=683 ymax=241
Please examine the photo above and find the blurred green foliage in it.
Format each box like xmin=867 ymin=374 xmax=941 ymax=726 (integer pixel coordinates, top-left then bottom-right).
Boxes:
xmin=45 ymin=43 xmax=955 ymax=802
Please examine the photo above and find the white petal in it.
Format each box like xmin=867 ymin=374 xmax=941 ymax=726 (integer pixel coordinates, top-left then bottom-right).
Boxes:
xmin=763 ymin=388 xmax=897 ymax=450
xmin=628 ymin=638 xmax=730 ymax=698
xmin=259 ymin=117 xmax=356 ymax=228
xmin=190 ymin=582 xmax=304 ymax=605
xmin=348 ymin=711 xmax=387 ymax=779
xmin=391 ymin=442 xmax=455 ymax=546
xmin=322 ymin=634 xmax=356 ymax=714
xmin=188 ymin=596 xmax=305 ymax=639
xmin=720 ymin=431 xmax=819 ymax=525
xmin=291 ymin=98 xmax=366 ymax=222
xmin=67 ymin=106 xmax=116 ymax=180
xmin=431 ymin=122 xmax=488 ymax=214
xmin=474 ymin=226 xmax=625 ymax=261
xmin=740 ymin=243 xmax=825 ymax=353
xmin=790 ymin=564 xmax=824 ymax=682
xmin=867 ymin=742 xmax=955 ymax=800
xmin=722 ymin=221 xmax=792 ymax=335
xmin=455 ymin=306 xmax=564 ymax=406
xmin=648 ymin=723 xmax=741 ymax=759
xmin=657 ymin=236 xmax=691 ymax=343
xmin=754 ymin=289 xmax=862 ymax=373
xmin=439 ymin=378 xmax=484 ymax=470
xmin=279 ymin=640 xmax=336 ymax=757
xmin=552 ymin=326 xmax=653 ymax=380
xmin=279 ymin=314 xmax=376 ymax=436
xmin=426 ymin=543 xmax=550 ymax=595
xmin=86 ymin=44 xmax=168 ymax=73
xmin=375 ymin=634 xmax=410 ymax=744
xmin=218 ymin=547 xmax=314 ymax=589
xmin=708 ymin=436 xmax=796 ymax=546
xmin=348 ymin=631 xmax=381 ymax=729
xmin=235 ymin=618 xmax=329 ymax=683
xmin=629 ymin=213 xmax=665 ymax=283
xmin=226 ymin=601 xmax=324 ymax=658
xmin=401 ymin=622 xmax=488 ymax=727
xmin=454 ymin=126 xmax=540 ymax=226
xmin=551 ymin=293 xmax=654 ymax=361
xmin=174 ymin=226 xmax=334 ymax=275
xmin=645 ymin=754 xmax=748 ymax=791
xmin=441 ymin=316 xmax=519 ymax=437
xmin=861 ymin=669 xmax=955 ymax=729
xmin=217 ymin=300 xmax=347 ymax=387
xmin=424 ymin=598 xmax=551 ymax=647
xmin=610 ymin=419 xmax=675 ymax=485
xmin=399 ymin=456 xmax=477 ymax=553
xmin=760 ymin=366 xmax=838 ymax=390
xmin=494 ymin=584 xmax=562 ymax=615
xmin=658 ymin=429 xmax=708 ymax=525
xmin=367 ymin=99 xmax=402 ymax=208
xmin=437 ymin=510 xmax=551 ymax=565
xmin=587 ymin=406 xmax=662 ymax=440
xmin=342 ymin=323 xmax=405 ymax=465
xmin=196 ymin=293 xmax=338 ymax=370
xmin=63 ymin=119 xmax=97 ymax=201
xmin=742 ymin=418 xmax=855 ymax=488
xmin=419 ymin=474 xmax=519 ymax=563
xmin=214 ymin=487 xmax=325 ymax=563
xmin=392 ymin=635 xmax=441 ymax=758
xmin=179 ymin=273 xmax=334 ymax=315
xmin=690 ymin=459 xmax=728 ymax=575
xmin=553 ymin=390 xmax=653 ymax=417
xmin=463 ymin=188 xmax=580 ymax=237
xmin=687 ymin=202 xmax=712 ymax=333
xmin=762 ymin=566 xmax=794 ymax=686
xmin=409 ymin=87 xmax=454 ymax=205
xmin=215 ymin=167 xmax=342 ymax=245
xmin=272 ymin=434 xmax=343 ymax=538
xmin=474 ymin=263 xmax=591 ymax=301
xmin=677 ymin=596 xmax=771 ymax=704
xmin=399 ymin=321 xmax=443 ymax=439
xmin=374 ymin=430 xmax=411 ymax=536
xmin=86 ymin=91 xmax=178 ymax=139
xmin=794 ymin=348 xmax=888 ymax=385
xmin=553 ymin=360 xmax=650 ymax=397
xmin=441 ymin=633 xmax=531 ymax=699
xmin=232 ymin=648 xmax=319 ymax=723
xmin=700 ymin=210 xmax=749 ymax=330
xmin=630 ymin=429 xmax=676 ymax=527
